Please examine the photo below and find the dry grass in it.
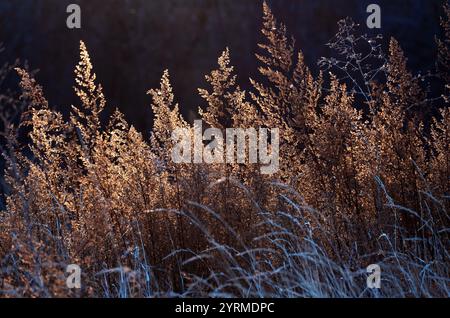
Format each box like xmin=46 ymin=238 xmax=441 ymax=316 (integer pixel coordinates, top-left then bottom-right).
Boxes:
xmin=0 ymin=2 xmax=448 ymax=298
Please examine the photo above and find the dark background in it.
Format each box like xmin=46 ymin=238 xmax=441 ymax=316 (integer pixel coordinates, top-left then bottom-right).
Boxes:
xmin=0 ymin=0 xmax=446 ymax=133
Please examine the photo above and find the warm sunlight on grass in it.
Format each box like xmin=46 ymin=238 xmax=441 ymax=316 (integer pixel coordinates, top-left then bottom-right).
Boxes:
xmin=0 ymin=2 xmax=448 ymax=298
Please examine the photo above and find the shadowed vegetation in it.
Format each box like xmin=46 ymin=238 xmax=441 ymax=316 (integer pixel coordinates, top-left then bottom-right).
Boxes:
xmin=0 ymin=3 xmax=449 ymax=298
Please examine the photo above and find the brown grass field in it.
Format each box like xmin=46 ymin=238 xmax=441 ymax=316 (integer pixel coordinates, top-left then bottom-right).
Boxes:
xmin=0 ymin=2 xmax=449 ymax=298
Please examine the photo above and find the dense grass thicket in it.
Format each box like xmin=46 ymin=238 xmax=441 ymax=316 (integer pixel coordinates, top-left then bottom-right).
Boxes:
xmin=0 ymin=3 xmax=449 ymax=297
